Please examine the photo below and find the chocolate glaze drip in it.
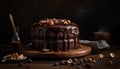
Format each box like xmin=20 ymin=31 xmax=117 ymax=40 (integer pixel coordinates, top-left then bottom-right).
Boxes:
xmin=31 ymin=18 xmax=80 ymax=51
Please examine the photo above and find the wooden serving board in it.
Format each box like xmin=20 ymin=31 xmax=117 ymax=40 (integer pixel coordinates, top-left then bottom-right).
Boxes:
xmin=20 ymin=44 xmax=92 ymax=59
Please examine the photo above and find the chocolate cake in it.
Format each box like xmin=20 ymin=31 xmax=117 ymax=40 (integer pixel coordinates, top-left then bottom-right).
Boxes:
xmin=31 ymin=18 xmax=80 ymax=52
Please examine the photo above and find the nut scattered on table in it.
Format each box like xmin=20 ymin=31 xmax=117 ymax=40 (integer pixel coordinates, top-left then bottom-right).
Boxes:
xmin=99 ymin=54 xmax=104 ymax=59
xmin=67 ymin=59 xmax=73 ymax=64
xmin=53 ymin=57 xmax=94 ymax=68
xmin=109 ymin=53 xmax=115 ymax=58
xmin=92 ymin=59 xmax=97 ymax=63
xmin=109 ymin=60 xmax=113 ymax=64
xmin=87 ymin=58 xmax=93 ymax=62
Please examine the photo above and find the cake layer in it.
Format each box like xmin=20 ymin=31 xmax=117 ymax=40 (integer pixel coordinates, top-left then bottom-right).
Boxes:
xmin=31 ymin=25 xmax=79 ymax=39
xmin=31 ymin=18 xmax=80 ymax=51
xmin=32 ymin=38 xmax=79 ymax=51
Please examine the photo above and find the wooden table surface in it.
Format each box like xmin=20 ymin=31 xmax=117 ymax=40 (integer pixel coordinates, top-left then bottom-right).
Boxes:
xmin=0 ymin=44 xmax=120 ymax=69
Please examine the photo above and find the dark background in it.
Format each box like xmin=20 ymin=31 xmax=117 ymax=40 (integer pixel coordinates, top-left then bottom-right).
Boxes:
xmin=0 ymin=0 xmax=119 ymax=44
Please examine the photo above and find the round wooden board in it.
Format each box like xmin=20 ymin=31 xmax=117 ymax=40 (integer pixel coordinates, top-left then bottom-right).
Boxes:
xmin=21 ymin=44 xmax=92 ymax=59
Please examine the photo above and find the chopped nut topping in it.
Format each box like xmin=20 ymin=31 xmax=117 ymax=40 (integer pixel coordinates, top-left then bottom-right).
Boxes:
xmin=38 ymin=18 xmax=74 ymax=26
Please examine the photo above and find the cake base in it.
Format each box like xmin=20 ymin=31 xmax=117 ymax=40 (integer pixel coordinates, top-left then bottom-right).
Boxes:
xmin=21 ymin=44 xmax=92 ymax=58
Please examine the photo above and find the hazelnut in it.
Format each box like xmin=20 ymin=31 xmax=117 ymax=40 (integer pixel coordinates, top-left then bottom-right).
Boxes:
xmin=64 ymin=21 xmax=68 ymax=24
xmin=67 ymin=59 xmax=73 ymax=64
xmin=53 ymin=18 xmax=58 ymax=23
xmin=87 ymin=58 xmax=93 ymax=62
xmin=109 ymin=53 xmax=115 ymax=58
xmin=46 ymin=19 xmax=50 ymax=23
xmin=67 ymin=20 xmax=71 ymax=24
xmin=99 ymin=54 xmax=104 ymax=59
xmin=41 ymin=20 xmax=46 ymax=23
xmin=61 ymin=20 xmax=65 ymax=22
xmin=49 ymin=20 xmax=54 ymax=25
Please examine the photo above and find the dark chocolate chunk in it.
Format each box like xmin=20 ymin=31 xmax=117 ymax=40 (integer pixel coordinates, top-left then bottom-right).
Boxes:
xmin=84 ymin=63 xmax=91 ymax=68
xmin=79 ymin=59 xmax=84 ymax=63
xmin=73 ymin=58 xmax=78 ymax=62
xmin=27 ymin=59 xmax=32 ymax=63
xmin=18 ymin=62 xmax=23 ymax=67
xmin=76 ymin=66 xmax=82 ymax=69
xmin=53 ymin=62 xmax=60 ymax=66
xmin=83 ymin=58 xmax=88 ymax=63
xmin=71 ymin=62 xmax=77 ymax=66
xmin=60 ymin=60 xmax=67 ymax=65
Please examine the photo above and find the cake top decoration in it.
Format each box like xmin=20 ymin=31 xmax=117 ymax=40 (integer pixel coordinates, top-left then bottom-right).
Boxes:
xmin=38 ymin=18 xmax=76 ymax=26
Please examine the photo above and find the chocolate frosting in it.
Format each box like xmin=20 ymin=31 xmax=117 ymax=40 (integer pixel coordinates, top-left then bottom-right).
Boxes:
xmin=31 ymin=18 xmax=80 ymax=51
